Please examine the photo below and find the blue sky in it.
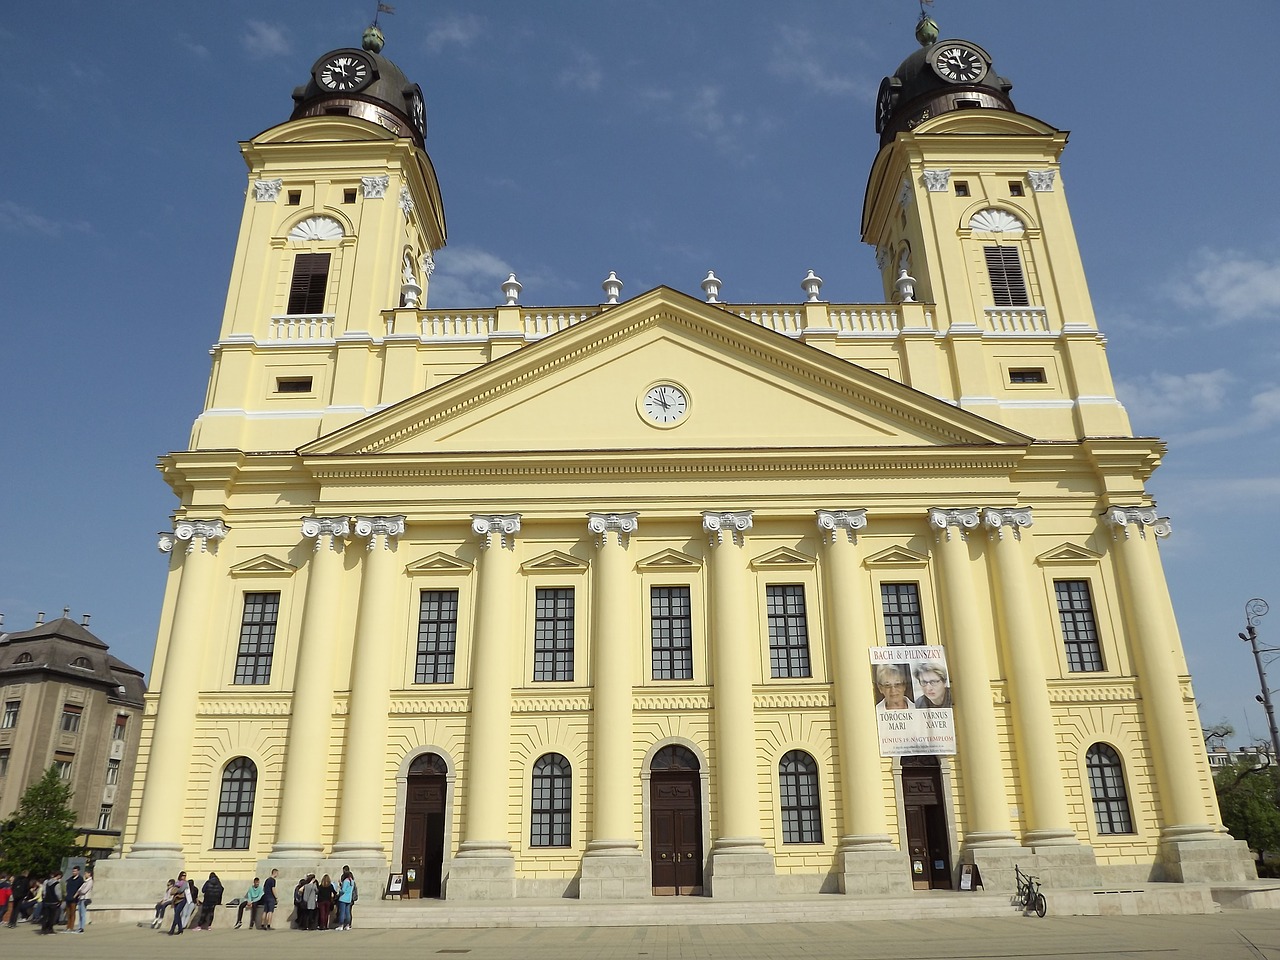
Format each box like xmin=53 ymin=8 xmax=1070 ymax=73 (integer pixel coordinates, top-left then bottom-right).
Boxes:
xmin=2 ymin=2 xmax=1277 ymax=745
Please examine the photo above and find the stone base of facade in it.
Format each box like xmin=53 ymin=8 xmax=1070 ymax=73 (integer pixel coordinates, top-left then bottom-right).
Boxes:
xmin=959 ymin=840 xmax=1028 ymax=894
xmin=705 ymin=837 xmax=775 ymax=899
xmin=578 ymin=842 xmax=651 ymax=899
xmin=1024 ymin=839 xmax=1101 ymax=889
xmin=834 ymin=836 xmax=912 ymax=895
xmin=93 ymin=854 xmax=186 ymax=906
xmin=1159 ymin=830 xmax=1257 ymax=883
xmin=446 ymin=841 xmax=517 ymax=900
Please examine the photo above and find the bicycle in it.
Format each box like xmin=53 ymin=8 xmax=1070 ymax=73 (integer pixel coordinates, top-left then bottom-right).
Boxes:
xmin=1014 ymin=864 xmax=1047 ymax=918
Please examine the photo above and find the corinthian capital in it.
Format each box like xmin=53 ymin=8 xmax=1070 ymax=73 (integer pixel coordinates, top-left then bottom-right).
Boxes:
xmin=981 ymin=506 xmax=1033 ymax=541
xmin=702 ymin=510 xmax=753 ymax=547
xmin=301 ymin=516 xmax=351 ymax=552
xmin=928 ymin=507 xmax=980 ymax=542
xmin=1102 ymin=505 xmax=1160 ymax=540
xmin=354 ymin=515 xmax=406 ymax=550
xmin=587 ymin=512 xmax=638 ymax=547
xmin=816 ymin=509 xmax=867 ymax=544
xmin=471 ymin=514 xmax=521 ymax=550
xmin=158 ymin=519 xmax=229 ymax=555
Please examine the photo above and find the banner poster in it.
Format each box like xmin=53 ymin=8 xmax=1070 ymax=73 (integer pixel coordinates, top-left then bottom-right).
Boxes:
xmin=869 ymin=645 xmax=956 ymax=757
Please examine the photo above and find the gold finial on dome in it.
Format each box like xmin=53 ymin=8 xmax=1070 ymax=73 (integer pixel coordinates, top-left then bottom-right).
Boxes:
xmin=362 ymin=24 xmax=385 ymax=53
xmin=915 ymin=15 xmax=939 ymax=47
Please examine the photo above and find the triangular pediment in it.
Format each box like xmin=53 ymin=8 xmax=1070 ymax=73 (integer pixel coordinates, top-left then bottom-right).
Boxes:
xmin=229 ymin=554 xmax=297 ymax=576
xmin=1036 ymin=542 xmax=1102 ymax=565
xmin=521 ymin=550 xmax=589 ymax=573
xmin=637 ymin=549 xmax=702 ymax=571
xmin=405 ymin=552 xmax=473 ymax=574
xmin=300 ymin=287 xmax=1030 ymax=460
xmin=864 ymin=546 xmax=930 ymax=567
xmin=750 ymin=547 xmax=815 ymax=570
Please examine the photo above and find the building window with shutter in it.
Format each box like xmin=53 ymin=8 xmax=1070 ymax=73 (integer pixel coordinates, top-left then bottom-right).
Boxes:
xmin=767 ymin=584 xmax=811 ymax=679
xmin=233 ymin=592 xmax=280 ymax=685
xmin=651 ymin=585 xmax=693 ymax=680
xmin=112 ymin=715 xmax=128 ymax=741
xmin=61 ymin=704 xmax=82 ymax=733
xmin=415 ymin=589 xmax=458 ymax=684
xmin=106 ymin=758 xmax=121 ymax=785
xmin=54 ymin=753 xmax=74 ymax=780
xmin=286 ymin=252 xmax=331 ymax=314
xmin=984 ymin=245 xmax=1030 ymax=306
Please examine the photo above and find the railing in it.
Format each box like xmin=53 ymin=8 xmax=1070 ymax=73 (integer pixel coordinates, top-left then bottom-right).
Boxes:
xmin=522 ymin=309 xmax=598 ymax=338
xmin=830 ymin=307 xmax=902 ymax=334
xmin=419 ymin=312 xmax=495 ymax=339
xmin=268 ymin=314 xmax=334 ymax=340
xmin=984 ymin=307 xmax=1050 ymax=334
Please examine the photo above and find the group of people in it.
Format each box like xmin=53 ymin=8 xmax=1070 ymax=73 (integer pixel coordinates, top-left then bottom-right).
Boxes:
xmin=0 ymin=864 xmax=94 ymax=934
xmin=152 ymin=866 xmax=358 ymax=932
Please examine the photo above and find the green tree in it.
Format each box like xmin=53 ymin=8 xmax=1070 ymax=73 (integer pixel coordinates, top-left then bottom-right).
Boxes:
xmin=1214 ymin=758 xmax=1280 ymax=874
xmin=0 ymin=766 xmax=78 ymax=876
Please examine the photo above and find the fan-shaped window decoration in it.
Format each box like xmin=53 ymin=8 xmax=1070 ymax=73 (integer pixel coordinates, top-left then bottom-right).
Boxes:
xmin=14 ymin=653 xmax=33 ymax=664
xmin=213 ymin=757 xmax=257 ymax=849
xmin=968 ymin=208 xmax=1025 ymax=235
xmin=1086 ymin=743 xmax=1133 ymax=834
xmin=409 ymin=752 xmax=448 ymax=777
xmin=70 ymin=656 xmax=91 ymax=669
xmin=651 ymin=744 xmax=700 ymax=772
xmin=530 ymin=753 xmax=571 ymax=847
xmin=288 ymin=216 xmax=345 ymax=241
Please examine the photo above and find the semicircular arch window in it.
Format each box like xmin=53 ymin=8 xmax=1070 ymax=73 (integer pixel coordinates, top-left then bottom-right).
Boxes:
xmin=651 ymin=744 xmax=700 ymax=772
xmin=409 ymin=752 xmax=448 ymax=776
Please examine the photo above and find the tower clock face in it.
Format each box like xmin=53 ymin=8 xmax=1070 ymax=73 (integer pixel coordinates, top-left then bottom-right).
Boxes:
xmin=932 ymin=43 xmax=986 ymax=84
xmin=641 ymin=383 xmax=689 ymax=425
xmin=875 ymin=78 xmax=898 ymax=134
xmin=317 ymin=52 xmax=373 ymax=92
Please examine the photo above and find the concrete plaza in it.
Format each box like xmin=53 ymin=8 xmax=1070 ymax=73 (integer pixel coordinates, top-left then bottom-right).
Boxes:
xmin=5 ymin=910 xmax=1280 ymax=960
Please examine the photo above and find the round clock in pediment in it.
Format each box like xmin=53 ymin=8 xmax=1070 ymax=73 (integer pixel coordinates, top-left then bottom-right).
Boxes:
xmin=639 ymin=382 xmax=689 ymax=427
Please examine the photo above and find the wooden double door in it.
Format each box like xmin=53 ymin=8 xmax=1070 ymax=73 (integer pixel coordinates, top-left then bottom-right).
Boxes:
xmin=902 ymin=761 xmax=952 ymax=890
xmin=650 ymin=770 xmax=703 ymax=895
xmin=402 ymin=772 xmax=446 ymax=898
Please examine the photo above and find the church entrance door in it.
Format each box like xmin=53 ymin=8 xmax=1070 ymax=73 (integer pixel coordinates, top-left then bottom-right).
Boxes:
xmin=402 ymin=753 xmax=447 ymax=898
xmin=902 ymin=758 xmax=952 ymax=890
xmin=649 ymin=745 xmax=703 ymax=896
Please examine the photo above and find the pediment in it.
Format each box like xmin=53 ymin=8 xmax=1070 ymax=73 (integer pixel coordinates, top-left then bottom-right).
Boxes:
xmin=864 ymin=546 xmax=930 ymax=567
xmin=229 ymin=554 xmax=297 ymax=577
xmin=300 ymin=287 xmax=1030 ymax=460
xmin=637 ymin=549 xmax=702 ymax=571
xmin=1036 ymin=542 xmax=1102 ymax=565
xmin=521 ymin=550 xmax=589 ymax=573
xmin=405 ymin=552 xmax=473 ymax=574
xmin=750 ymin=547 xmax=816 ymax=570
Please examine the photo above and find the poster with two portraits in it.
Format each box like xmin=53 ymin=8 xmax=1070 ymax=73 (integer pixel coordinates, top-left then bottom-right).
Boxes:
xmin=869 ymin=645 xmax=955 ymax=756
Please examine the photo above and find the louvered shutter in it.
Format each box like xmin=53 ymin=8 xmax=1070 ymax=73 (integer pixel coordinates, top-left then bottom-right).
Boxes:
xmin=286 ymin=253 xmax=331 ymax=314
xmin=984 ymin=246 xmax=1029 ymax=306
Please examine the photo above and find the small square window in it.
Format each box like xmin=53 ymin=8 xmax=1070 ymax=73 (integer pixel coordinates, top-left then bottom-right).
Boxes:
xmin=287 ymin=190 xmax=302 ymax=206
xmin=954 ymin=181 xmax=970 ymax=197
xmin=1009 ymin=181 xmax=1025 ymax=197
xmin=275 ymin=376 xmax=313 ymax=394
xmin=1009 ymin=368 xmax=1047 ymax=384
xmin=343 ymin=188 xmax=357 ymax=204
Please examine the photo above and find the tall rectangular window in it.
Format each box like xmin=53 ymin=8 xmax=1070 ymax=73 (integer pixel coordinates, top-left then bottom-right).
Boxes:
xmin=881 ymin=583 xmax=925 ymax=645
xmin=1 ymin=701 xmax=18 ymax=729
xmin=54 ymin=753 xmax=74 ymax=780
xmin=105 ymin=758 xmax=121 ymax=785
xmin=233 ymin=592 xmax=280 ymax=685
xmin=767 ymin=585 xmax=811 ymax=679
xmin=112 ymin=715 xmax=128 ymax=741
xmin=984 ymin=245 xmax=1030 ymax=306
xmin=0 ymin=748 xmax=9 ymax=777
xmin=533 ymin=588 xmax=575 ymax=682
xmin=651 ymin=586 xmax=693 ymax=680
xmin=61 ymin=704 xmax=82 ymax=733
xmin=286 ymin=252 xmax=331 ymax=314
xmin=98 ymin=805 xmax=114 ymax=830
xmin=415 ymin=589 xmax=459 ymax=684
xmin=1056 ymin=579 xmax=1104 ymax=672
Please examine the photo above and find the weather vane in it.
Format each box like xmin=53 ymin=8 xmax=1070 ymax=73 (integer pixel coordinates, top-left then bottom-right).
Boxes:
xmin=372 ymin=2 xmax=395 ymax=28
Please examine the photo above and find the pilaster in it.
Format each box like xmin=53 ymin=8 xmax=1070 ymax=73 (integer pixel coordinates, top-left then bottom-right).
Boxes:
xmin=448 ymin=513 xmax=520 ymax=899
xmin=816 ymin=509 xmax=913 ymax=895
xmin=702 ymin=510 xmax=775 ymax=898
xmin=580 ymin=511 xmax=650 ymax=899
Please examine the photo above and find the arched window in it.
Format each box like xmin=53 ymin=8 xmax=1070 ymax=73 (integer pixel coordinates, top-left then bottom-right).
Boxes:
xmin=651 ymin=744 xmax=700 ymax=772
xmin=1086 ymin=744 xmax=1133 ymax=834
xmin=779 ymin=750 xmax=822 ymax=844
xmin=70 ymin=656 xmax=91 ymax=669
xmin=213 ymin=757 xmax=257 ymax=849
xmin=14 ymin=653 xmax=33 ymax=664
xmin=531 ymin=753 xmax=571 ymax=847
xmin=409 ymin=752 xmax=448 ymax=777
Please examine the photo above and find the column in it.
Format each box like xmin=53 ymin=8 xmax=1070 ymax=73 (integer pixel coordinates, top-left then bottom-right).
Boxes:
xmin=580 ymin=512 xmax=649 ymax=899
xmin=332 ymin=515 xmax=404 ymax=871
xmin=928 ymin=508 xmax=1021 ymax=857
xmin=702 ymin=510 xmax=775 ymax=898
xmin=447 ymin=514 xmax=520 ymax=899
xmin=270 ymin=517 xmax=349 ymax=861
xmin=131 ymin=520 xmax=228 ymax=857
xmin=982 ymin=508 xmax=1098 ymax=883
xmin=816 ymin=509 xmax=912 ymax=895
xmin=1103 ymin=507 xmax=1253 ymax=881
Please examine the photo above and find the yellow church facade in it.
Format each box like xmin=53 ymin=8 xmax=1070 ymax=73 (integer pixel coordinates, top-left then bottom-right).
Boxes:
xmin=102 ymin=22 xmax=1255 ymax=903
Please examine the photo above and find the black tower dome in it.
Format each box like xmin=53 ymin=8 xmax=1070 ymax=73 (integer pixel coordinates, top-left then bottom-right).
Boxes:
xmin=875 ymin=17 xmax=1014 ymax=147
xmin=291 ymin=26 xmax=427 ymax=148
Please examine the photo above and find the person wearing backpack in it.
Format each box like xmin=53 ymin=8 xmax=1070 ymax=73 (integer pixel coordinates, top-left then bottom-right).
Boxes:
xmin=335 ymin=869 xmax=353 ymax=931
xmin=196 ymin=872 xmax=223 ymax=929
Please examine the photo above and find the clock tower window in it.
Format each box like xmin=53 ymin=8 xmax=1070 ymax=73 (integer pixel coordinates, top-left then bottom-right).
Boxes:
xmin=286 ymin=253 xmax=331 ymax=315
xmin=983 ymin=246 xmax=1029 ymax=307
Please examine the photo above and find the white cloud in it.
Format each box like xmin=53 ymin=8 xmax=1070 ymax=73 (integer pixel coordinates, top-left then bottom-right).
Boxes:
xmin=427 ymin=245 xmax=516 ymax=308
xmin=637 ymin=83 xmax=764 ymax=158
xmin=559 ymin=50 xmax=602 ymax=93
xmin=178 ymin=33 xmax=211 ymax=59
xmin=425 ymin=14 xmax=485 ymax=55
xmin=1115 ymin=369 xmax=1232 ymax=432
xmin=1170 ymin=249 xmax=1280 ymax=323
xmin=0 ymin=200 xmax=91 ymax=238
xmin=767 ymin=26 xmax=864 ymax=98
xmin=242 ymin=20 xmax=289 ymax=59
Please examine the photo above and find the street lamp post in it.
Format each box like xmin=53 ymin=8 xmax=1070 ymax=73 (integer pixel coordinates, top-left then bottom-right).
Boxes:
xmin=1239 ymin=598 xmax=1280 ymax=762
